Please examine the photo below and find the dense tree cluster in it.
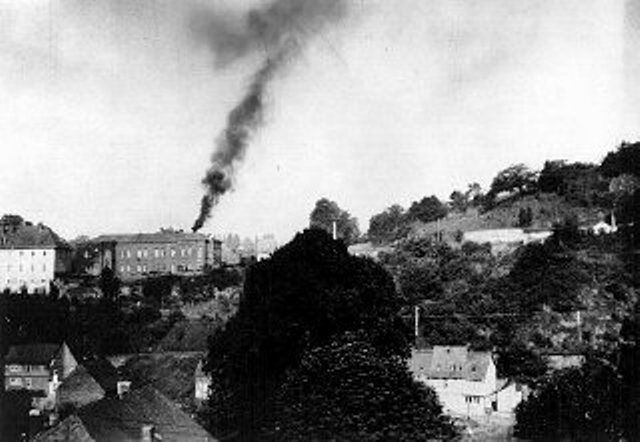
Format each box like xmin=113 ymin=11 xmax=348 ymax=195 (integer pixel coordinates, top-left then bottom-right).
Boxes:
xmin=309 ymin=198 xmax=361 ymax=244
xmin=270 ymin=334 xmax=456 ymax=441
xmin=203 ymin=229 xmax=455 ymax=440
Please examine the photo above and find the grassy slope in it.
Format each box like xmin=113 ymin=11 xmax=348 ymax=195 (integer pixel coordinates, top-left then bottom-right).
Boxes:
xmin=410 ymin=193 xmax=605 ymax=241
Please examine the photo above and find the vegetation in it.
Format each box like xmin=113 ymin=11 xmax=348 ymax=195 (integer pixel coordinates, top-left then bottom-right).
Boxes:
xmin=269 ymin=333 xmax=456 ymax=441
xmin=309 ymin=197 xmax=361 ymax=244
xmin=202 ymin=229 xmax=455 ymax=440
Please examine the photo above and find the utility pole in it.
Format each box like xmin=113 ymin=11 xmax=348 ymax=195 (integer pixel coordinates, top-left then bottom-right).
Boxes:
xmin=332 ymin=221 xmax=337 ymax=240
xmin=414 ymin=305 xmax=420 ymax=340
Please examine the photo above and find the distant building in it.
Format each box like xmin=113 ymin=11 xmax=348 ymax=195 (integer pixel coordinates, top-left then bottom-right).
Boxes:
xmin=4 ymin=342 xmax=78 ymax=410
xmin=33 ymin=386 xmax=216 ymax=441
xmin=74 ymin=230 xmax=222 ymax=280
xmin=194 ymin=359 xmax=211 ymax=406
xmin=0 ymin=217 xmax=71 ymax=294
xmin=463 ymin=228 xmax=552 ymax=254
xmin=409 ymin=345 xmax=497 ymax=417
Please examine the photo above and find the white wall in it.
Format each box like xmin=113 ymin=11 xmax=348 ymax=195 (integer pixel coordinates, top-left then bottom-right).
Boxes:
xmin=0 ymin=248 xmax=55 ymax=293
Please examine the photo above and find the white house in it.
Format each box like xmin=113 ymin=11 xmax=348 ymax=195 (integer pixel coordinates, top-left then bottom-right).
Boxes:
xmin=409 ymin=346 xmax=497 ymax=417
xmin=0 ymin=218 xmax=70 ymax=294
xmin=194 ymin=359 xmax=211 ymax=406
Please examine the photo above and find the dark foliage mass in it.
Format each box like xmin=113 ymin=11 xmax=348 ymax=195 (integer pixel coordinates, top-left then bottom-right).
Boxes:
xmin=514 ymin=359 xmax=623 ymax=440
xmin=309 ymin=198 xmax=361 ymax=244
xmin=407 ymin=195 xmax=448 ymax=224
xmin=203 ymin=229 xmax=455 ymax=440
xmin=269 ymin=334 xmax=456 ymax=441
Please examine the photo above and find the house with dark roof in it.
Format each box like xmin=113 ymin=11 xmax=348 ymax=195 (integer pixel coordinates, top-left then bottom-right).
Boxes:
xmin=0 ymin=216 xmax=71 ymax=293
xmin=34 ymin=386 xmax=216 ymax=441
xmin=4 ymin=342 xmax=78 ymax=410
xmin=73 ymin=230 xmax=222 ymax=281
xmin=409 ymin=345 xmax=497 ymax=417
xmin=56 ymin=357 xmax=125 ymax=411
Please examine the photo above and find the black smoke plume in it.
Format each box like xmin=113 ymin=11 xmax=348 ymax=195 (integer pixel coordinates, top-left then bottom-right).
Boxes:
xmin=191 ymin=0 xmax=348 ymax=232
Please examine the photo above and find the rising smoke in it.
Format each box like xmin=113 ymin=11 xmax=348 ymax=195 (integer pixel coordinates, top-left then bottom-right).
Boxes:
xmin=191 ymin=0 xmax=348 ymax=232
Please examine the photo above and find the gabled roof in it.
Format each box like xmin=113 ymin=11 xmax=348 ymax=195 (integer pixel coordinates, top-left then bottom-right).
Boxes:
xmin=32 ymin=414 xmax=96 ymax=442
xmin=83 ymin=357 xmax=120 ymax=395
xmin=409 ymin=345 xmax=493 ymax=382
xmin=0 ymin=222 xmax=67 ymax=249
xmin=92 ymin=232 xmax=208 ymax=245
xmin=57 ymin=365 xmax=106 ymax=409
xmin=75 ymin=386 xmax=215 ymax=441
xmin=5 ymin=343 xmax=60 ymax=365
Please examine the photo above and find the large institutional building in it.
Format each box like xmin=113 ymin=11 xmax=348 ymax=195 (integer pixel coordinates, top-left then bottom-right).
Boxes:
xmin=0 ymin=216 xmax=71 ymax=294
xmin=75 ymin=230 xmax=222 ymax=280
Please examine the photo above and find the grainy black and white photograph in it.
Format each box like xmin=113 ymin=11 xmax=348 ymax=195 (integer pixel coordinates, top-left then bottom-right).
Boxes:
xmin=1 ymin=0 xmax=639 ymax=440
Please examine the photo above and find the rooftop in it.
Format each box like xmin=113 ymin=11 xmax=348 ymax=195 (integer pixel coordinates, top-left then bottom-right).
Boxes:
xmin=409 ymin=345 xmax=493 ymax=382
xmin=5 ymin=343 xmax=61 ymax=365
xmin=92 ymin=231 xmax=210 ymax=244
xmin=35 ymin=386 xmax=215 ymax=441
xmin=0 ymin=220 xmax=67 ymax=249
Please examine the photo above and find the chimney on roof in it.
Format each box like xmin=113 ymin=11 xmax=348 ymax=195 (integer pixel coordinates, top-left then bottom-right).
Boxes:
xmin=141 ymin=424 xmax=155 ymax=442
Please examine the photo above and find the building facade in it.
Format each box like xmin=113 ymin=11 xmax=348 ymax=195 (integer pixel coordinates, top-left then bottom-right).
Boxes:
xmin=0 ymin=217 xmax=71 ymax=294
xmin=409 ymin=346 xmax=497 ymax=417
xmin=75 ymin=230 xmax=222 ymax=280
xmin=4 ymin=342 xmax=78 ymax=410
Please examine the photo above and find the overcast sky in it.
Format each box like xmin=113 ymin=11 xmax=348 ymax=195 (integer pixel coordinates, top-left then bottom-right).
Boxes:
xmin=1 ymin=0 xmax=638 ymax=243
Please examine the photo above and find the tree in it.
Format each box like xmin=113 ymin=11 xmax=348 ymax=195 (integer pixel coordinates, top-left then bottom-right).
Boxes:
xmin=268 ymin=334 xmax=457 ymax=441
xmin=98 ymin=266 xmax=120 ymax=301
xmin=309 ymin=198 xmax=360 ymax=244
xmin=514 ymin=360 xmax=623 ymax=440
xmin=367 ymin=204 xmax=409 ymax=244
xmin=488 ymin=164 xmax=538 ymax=198
xmin=517 ymin=207 xmax=533 ymax=227
xmin=204 ymin=229 xmax=409 ymax=439
xmin=406 ymin=195 xmax=448 ymax=224
xmin=449 ymin=190 xmax=468 ymax=213
xmin=600 ymin=141 xmax=640 ymax=178
xmin=465 ymin=182 xmax=484 ymax=207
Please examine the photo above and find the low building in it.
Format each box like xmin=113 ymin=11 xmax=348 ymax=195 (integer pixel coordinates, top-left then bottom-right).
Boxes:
xmin=74 ymin=230 xmax=222 ymax=280
xmin=194 ymin=359 xmax=211 ymax=406
xmin=34 ymin=386 xmax=216 ymax=441
xmin=4 ymin=342 xmax=78 ymax=410
xmin=409 ymin=345 xmax=497 ymax=417
xmin=463 ymin=228 xmax=552 ymax=254
xmin=0 ymin=217 xmax=71 ymax=294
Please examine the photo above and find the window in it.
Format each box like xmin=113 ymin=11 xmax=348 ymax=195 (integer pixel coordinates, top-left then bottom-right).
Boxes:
xmin=154 ymin=249 xmax=160 ymax=258
xmin=9 ymin=365 xmax=20 ymax=372
xmin=197 ymin=248 xmax=203 ymax=258
xmin=9 ymin=377 xmax=21 ymax=386
xmin=25 ymin=378 xmax=32 ymax=388
xmin=171 ymin=249 xmax=176 ymax=257
xmin=120 ymin=265 xmax=125 ymax=273
xmin=31 ymin=251 xmax=35 ymax=256
xmin=465 ymin=396 xmax=481 ymax=404
xmin=43 ymin=251 xmax=46 ymax=256
xmin=136 ymin=265 xmax=141 ymax=273
xmin=126 ymin=265 xmax=131 ymax=272
xmin=127 ymin=250 xmax=131 ymax=258
xmin=188 ymin=248 xmax=193 ymax=257
xmin=84 ymin=251 xmax=90 ymax=259
xmin=143 ymin=249 xmax=148 ymax=258
xmin=136 ymin=250 xmax=142 ymax=259
xmin=142 ymin=265 xmax=147 ymax=273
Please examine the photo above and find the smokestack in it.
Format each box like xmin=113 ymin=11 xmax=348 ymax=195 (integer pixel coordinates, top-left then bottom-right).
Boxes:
xmin=190 ymin=0 xmax=349 ymax=232
xmin=332 ymin=221 xmax=337 ymax=240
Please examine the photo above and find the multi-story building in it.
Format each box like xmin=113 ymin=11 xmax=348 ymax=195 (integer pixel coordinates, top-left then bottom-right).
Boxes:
xmin=75 ymin=230 xmax=222 ymax=280
xmin=0 ymin=216 xmax=71 ymax=294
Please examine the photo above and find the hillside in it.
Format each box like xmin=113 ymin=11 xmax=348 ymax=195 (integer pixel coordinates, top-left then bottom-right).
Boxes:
xmin=410 ymin=193 xmax=605 ymax=242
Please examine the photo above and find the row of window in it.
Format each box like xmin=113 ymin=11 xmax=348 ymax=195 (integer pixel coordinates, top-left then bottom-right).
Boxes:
xmin=465 ymin=396 xmax=483 ymax=404
xmin=1 ymin=250 xmax=48 ymax=257
xmin=7 ymin=364 xmax=45 ymax=373
xmin=2 ymin=278 xmax=47 ymax=286
xmin=119 ymin=264 xmax=194 ymax=274
xmin=7 ymin=377 xmax=33 ymax=388
xmin=1 ymin=263 xmax=47 ymax=273
xmin=119 ymin=247 xmax=203 ymax=260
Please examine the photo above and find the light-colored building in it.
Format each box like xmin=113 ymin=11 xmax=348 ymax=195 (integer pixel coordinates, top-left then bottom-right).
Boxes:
xmin=0 ymin=217 xmax=71 ymax=294
xmin=463 ymin=228 xmax=552 ymax=254
xmin=409 ymin=346 xmax=497 ymax=417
